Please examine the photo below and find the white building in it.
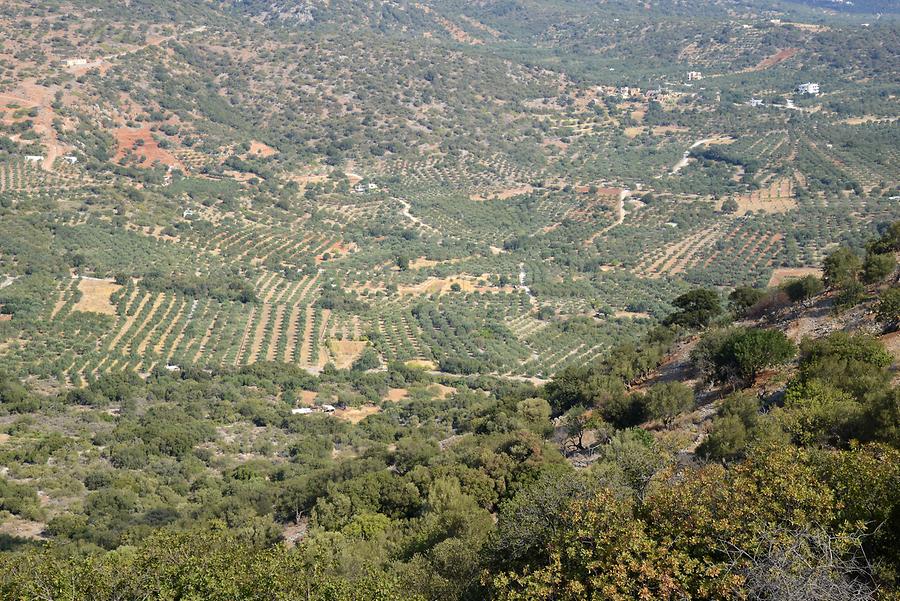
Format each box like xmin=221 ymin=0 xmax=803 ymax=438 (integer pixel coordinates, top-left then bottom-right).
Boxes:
xmin=24 ymin=155 xmax=43 ymax=163
xmin=291 ymin=407 xmax=313 ymax=415
xmin=797 ymin=82 xmax=820 ymax=95
xmin=65 ymin=58 xmax=88 ymax=67
xmin=748 ymin=98 xmax=764 ymax=107
xmin=687 ymin=71 xmax=703 ymax=81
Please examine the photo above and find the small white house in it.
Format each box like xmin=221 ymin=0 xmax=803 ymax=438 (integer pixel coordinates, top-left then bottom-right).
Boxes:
xmin=748 ymin=98 xmax=764 ymax=107
xmin=24 ymin=155 xmax=44 ymax=163
xmin=797 ymin=82 xmax=820 ymax=95
xmin=687 ymin=71 xmax=703 ymax=81
xmin=65 ymin=58 xmax=88 ymax=67
xmin=63 ymin=155 xmax=78 ymax=164
xmin=321 ymin=404 xmax=336 ymax=413
xmin=291 ymin=407 xmax=313 ymax=415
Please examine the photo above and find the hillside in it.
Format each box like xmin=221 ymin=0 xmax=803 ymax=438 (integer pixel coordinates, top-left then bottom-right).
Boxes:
xmin=0 ymin=224 xmax=898 ymax=599
xmin=0 ymin=0 xmax=899 ymax=598
xmin=0 ymin=0 xmax=898 ymax=387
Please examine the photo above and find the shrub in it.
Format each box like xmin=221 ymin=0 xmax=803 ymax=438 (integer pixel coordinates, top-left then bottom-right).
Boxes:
xmin=782 ymin=276 xmax=823 ymax=302
xmin=664 ymin=289 xmax=722 ymax=329
xmin=642 ymin=382 xmax=695 ymax=426
xmin=862 ymin=253 xmax=896 ymax=284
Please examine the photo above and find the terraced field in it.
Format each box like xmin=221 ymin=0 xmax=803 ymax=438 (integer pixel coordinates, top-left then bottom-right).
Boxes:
xmin=0 ymin=0 xmax=898 ymax=384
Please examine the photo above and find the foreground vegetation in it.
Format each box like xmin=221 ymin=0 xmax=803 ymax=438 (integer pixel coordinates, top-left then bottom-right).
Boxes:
xmin=0 ymin=224 xmax=898 ymax=600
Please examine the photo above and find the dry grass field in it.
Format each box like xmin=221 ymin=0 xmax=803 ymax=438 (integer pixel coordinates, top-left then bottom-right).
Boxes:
xmin=767 ymin=267 xmax=824 ymax=287
xmin=72 ymin=278 xmax=121 ymax=315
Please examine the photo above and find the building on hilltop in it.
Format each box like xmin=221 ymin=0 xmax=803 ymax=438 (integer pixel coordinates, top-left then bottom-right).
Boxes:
xmin=687 ymin=71 xmax=703 ymax=81
xmin=797 ymin=82 xmax=820 ymax=95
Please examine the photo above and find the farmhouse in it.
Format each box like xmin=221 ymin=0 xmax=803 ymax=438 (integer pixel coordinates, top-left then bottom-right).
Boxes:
xmin=24 ymin=155 xmax=44 ymax=163
xmin=63 ymin=155 xmax=78 ymax=164
xmin=748 ymin=98 xmax=764 ymax=107
xmin=687 ymin=71 xmax=703 ymax=81
xmin=65 ymin=58 xmax=88 ymax=67
xmin=797 ymin=82 xmax=820 ymax=95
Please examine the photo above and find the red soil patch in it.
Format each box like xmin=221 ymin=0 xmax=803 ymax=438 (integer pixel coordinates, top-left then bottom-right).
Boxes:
xmin=113 ymin=127 xmax=184 ymax=170
xmin=248 ymin=140 xmax=277 ymax=157
xmin=387 ymin=388 xmax=409 ymax=402
xmin=750 ymin=48 xmax=798 ymax=71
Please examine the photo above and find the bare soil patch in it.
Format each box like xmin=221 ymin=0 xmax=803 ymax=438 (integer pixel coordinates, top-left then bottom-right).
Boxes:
xmin=399 ymin=275 xmax=514 ymax=296
xmin=768 ymin=267 xmax=823 ymax=288
xmin=387 ymin=388 xmax=409 ymax=402
xmin=113 ymin=127 xmax=183 ymax=170
xmin=298 ymin=390 xmax=319 ymax=406
xmin=614 ymin=310 xmax=651 ymax=319
xmin=409 ymin=256 xmax=464 ymax=270
xmin=652 ymin=125 xmax=688 ymax=136
xmin=334 ymin=404 xmax=382 ymax=424
xmin=749 ymin=48 xmax=798 ymax=71
xmin=470 ymin=185 xmax=533 ymax=201
xmin=248 ymin=140 xmax=276 ymax=157
xmin=72 ymin=278 xmax=121 ymax=315
xmin=0 ymin=517 xmax=46 ymax=541
xmin=290 ymin=173 xmax=329 ymax=187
